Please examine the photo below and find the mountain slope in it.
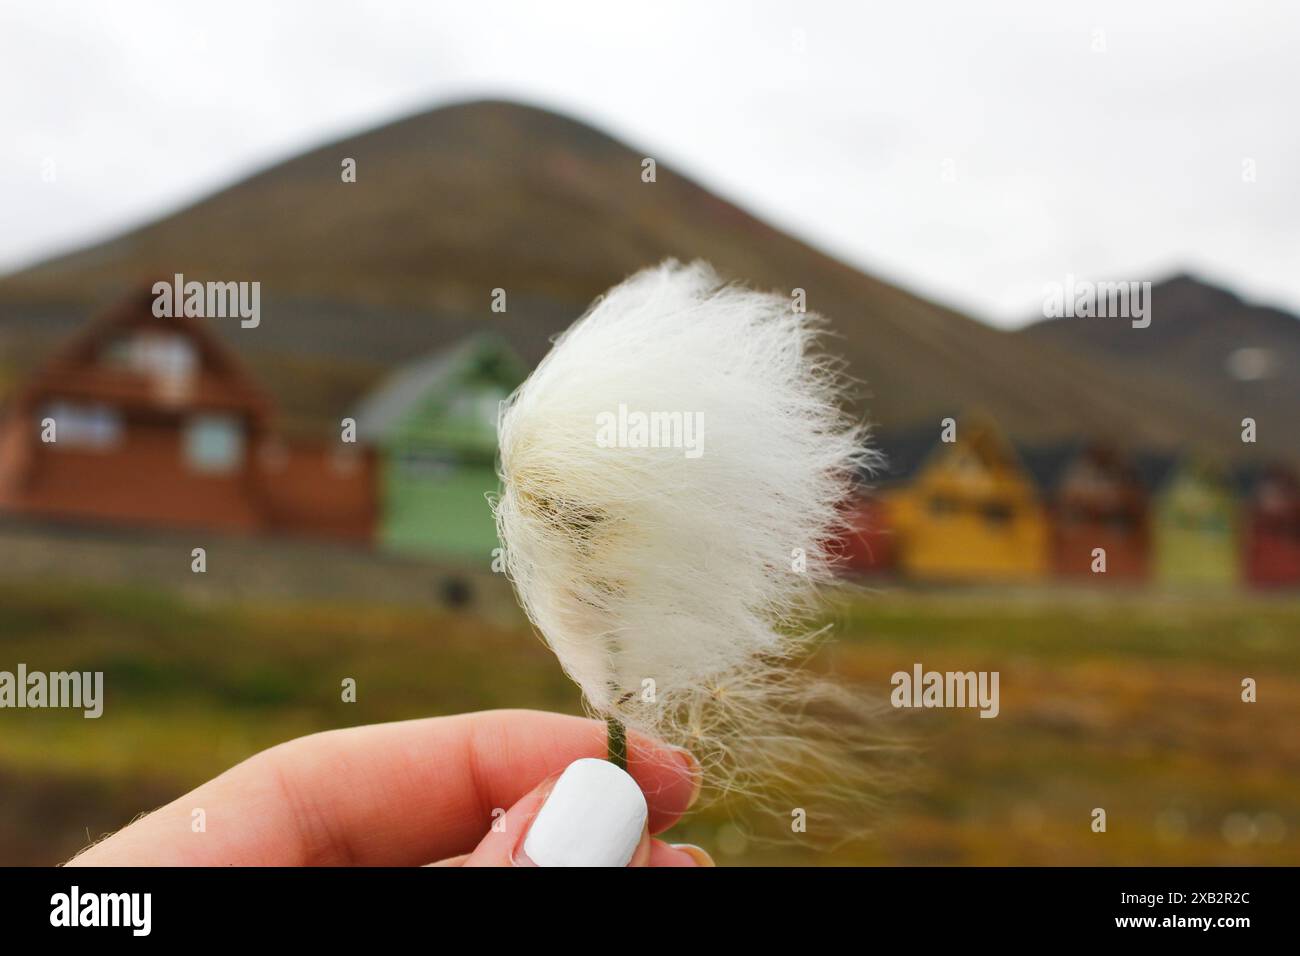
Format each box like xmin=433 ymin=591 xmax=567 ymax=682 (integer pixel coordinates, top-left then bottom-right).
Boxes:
xmin=1019 ymin=275 xmax=1300 ymax=435
xmin=0 ymin=100 xmax=1276 ymax=458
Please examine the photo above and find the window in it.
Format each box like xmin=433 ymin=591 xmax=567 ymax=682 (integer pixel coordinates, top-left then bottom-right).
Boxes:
xmin=41 ymin=402 xmax=123 ymax=450
xmin=184 ymin=415 xmax=244 ymax=473
xmin=107 ymin=332 xmax=198 ymax=381
xmin=1105 ymin=511 xmax=1136 ymax=533
xmin=477 ymin=389 xmax=506 ymax=429
xmin=981 ymin=501 xmax=1013 ymax=524
xmin=396 ymin=448 xmax=456 ymax=478
xmin=447 ymin=386 xmax=508 ymax=431
xmin=1201 ymin=513 xmax=1228 ymax=534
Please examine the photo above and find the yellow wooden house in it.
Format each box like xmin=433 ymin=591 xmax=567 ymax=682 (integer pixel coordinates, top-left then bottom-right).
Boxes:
xmin=884 ymin=417 xmax=1049 ymax=582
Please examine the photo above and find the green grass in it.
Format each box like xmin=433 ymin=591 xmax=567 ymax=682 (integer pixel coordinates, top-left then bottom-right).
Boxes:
xmin=1 ymin=578 xmax=1297 ymax=865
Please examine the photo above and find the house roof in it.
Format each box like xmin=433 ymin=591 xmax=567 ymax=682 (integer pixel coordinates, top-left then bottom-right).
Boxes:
xmin=1017 ymin=442 xmax=1086 ymax=494
xmin=1227 ymin=461 xmax=1300 ymax=499
xmin=865 ymin=416 xmax=1035 ymax=488
xmin=866 ymin=425 xmax=1188 ymax=501
xmin=861 ymin=426 xmax=940 ymax=487
xmin=1131 ymin=451 xmax=1180 ymax=493
xmin=353 ymin=332 xmax=525 ymax=440
xmin=14 ymin=283 xmax=273 ymax=419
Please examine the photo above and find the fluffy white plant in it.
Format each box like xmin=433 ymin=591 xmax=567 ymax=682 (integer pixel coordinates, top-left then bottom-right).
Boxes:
xmin=494 ymin=260 xmax=898 ymax=832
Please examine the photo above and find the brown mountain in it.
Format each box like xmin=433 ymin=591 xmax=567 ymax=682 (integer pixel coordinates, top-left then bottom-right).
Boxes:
xmin=0 ymin=99 xmax=1281 ymax=459
xmin=1019 ymin=275 xmax=1299 ymax=450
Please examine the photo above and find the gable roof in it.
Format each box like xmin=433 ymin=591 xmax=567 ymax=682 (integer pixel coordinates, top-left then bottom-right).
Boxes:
xmin=14 ymin=283 xmax=272 ymax=419
xmin=869 ymin=427 xmax=1156 ymax=501
xmin=353 ymin=333 xmax=526 ymax=441
xmin=862 ymin=426 xmax=938 ymax=487
xmin=869 ymin=422 xmax=1054 ymax=492
xmin=928 ymin=414 xmax=1025 ymax=476
xmin=1152 ymin=456 xmax=1239 ymax=510
xmin=1017 ymin=442 xmax=1085 ymax=495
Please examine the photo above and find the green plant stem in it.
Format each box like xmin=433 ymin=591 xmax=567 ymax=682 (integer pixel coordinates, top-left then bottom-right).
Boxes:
xmin=606 ymin=716 xmax=627 ymax=771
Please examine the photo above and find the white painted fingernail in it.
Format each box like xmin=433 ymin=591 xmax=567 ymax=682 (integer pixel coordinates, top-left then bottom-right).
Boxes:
xmin=523 ymin=757 xmax=648 ymax=867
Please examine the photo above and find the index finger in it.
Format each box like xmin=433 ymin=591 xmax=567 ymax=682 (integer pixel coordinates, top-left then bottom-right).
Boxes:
xmin=66 ymin=709 xmax=700 ymax=866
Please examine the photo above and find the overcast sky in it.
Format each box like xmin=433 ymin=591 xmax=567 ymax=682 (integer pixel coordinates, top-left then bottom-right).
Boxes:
xmin=2 ymin=0 xmax=1296 ymax=328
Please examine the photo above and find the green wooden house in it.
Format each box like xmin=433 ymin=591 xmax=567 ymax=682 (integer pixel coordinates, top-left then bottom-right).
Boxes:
xmin=1152 ymin=458 xmax=1239 ymax=589
xmin=356 ymin=334 xmax=526 ymax=558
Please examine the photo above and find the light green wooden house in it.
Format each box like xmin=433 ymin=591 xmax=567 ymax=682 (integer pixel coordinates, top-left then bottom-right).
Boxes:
xmin=1152 ymin=458 xmax=1239 ymax=589
xmin=355 ymin=334 xmax=526 ymax=558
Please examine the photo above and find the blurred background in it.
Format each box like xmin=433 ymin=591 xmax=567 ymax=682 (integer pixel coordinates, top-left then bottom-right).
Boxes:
xmin=0 ymin=0 xmax=1297 ymax=865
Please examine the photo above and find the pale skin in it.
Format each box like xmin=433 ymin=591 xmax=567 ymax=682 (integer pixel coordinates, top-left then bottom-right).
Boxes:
xmin=65 ymin=709 xmax=712 ymax=867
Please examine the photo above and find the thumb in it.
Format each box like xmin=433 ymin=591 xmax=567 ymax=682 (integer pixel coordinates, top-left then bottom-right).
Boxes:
xmin=464 ymin=757 xmax=702 ymax=867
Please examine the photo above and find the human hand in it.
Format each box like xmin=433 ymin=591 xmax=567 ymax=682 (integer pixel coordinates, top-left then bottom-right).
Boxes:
xmin=66 ymin=709 xmax=712 ymax=867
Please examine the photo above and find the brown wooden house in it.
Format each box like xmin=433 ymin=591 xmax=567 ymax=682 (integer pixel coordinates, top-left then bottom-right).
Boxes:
xmin=1243 ymin=465 xmax=1300 ymax=588
xmin=1031 ymin=443 xmax=1150 ymax=582
xmin=0 ymin=286 xmax=375 ymax=541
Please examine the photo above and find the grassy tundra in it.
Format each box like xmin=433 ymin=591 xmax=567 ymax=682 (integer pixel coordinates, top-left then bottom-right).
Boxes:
xmin=1 ymin=572 xmax=1296 ymax=866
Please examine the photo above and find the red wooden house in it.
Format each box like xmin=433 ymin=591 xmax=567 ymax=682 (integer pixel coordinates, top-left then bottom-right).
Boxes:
xmin=1243 ymin=466 xmax=1300 ymax=588
xmin=834 ymin=430 xmax=935 ymax=576
xmin=0 ymin=285 xmax=375 ymax=541
xmin=1042 ymin=443 xmax=1150 ymax=582
xmin=837 ymin=493 xmax=895 ymax=573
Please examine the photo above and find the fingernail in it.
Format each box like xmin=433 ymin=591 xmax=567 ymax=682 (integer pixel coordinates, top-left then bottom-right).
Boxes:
xmin=671 ymin=843 xmax=716 ymax=867
xmin=522 ymin=757 xmax=648 ymax=867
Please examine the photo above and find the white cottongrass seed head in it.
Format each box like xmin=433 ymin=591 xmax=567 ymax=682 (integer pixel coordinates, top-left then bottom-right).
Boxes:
xmin=494 ymin=260 xmax=901 ymax=839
